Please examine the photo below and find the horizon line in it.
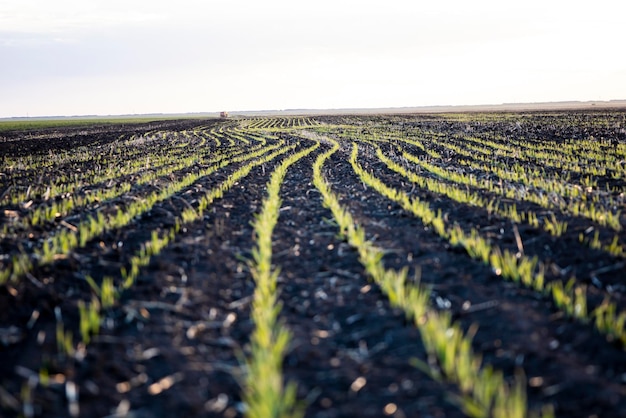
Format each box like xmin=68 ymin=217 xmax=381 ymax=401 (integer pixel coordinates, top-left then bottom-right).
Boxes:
xmin=2 ymin=99 xmax=626 ymax=121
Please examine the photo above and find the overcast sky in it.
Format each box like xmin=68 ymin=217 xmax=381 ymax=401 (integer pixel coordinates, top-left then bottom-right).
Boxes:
xmin=1 ymin=0 xmax=625 ymax=117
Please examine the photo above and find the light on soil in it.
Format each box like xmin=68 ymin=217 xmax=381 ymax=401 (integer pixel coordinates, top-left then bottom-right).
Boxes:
xmin=205 ymin=393 xmax=228 ymax=412
xmin=65 ymin=381 xmax=79 ymax=417
xmin=116 ymin=382 xmax=131 ymax=393
xmin=313 ymin=329 xmax=330 ymax=338
xmin=384 ymin=403 xmax=398 ymax=415
xmin=141 ymin=347 xmax=160 ymax=360
xmin=350 ymin=376 xmax=367 ymax=392
xmin=24 ymin=311 xmax=39 ymax=330
xmin=148 ymin=375 xmax=175 ymax=395
xmin=223 ymin=312 xmax=236 ymax=328
xmin=115 ymin=400 xmax=130 ymax=416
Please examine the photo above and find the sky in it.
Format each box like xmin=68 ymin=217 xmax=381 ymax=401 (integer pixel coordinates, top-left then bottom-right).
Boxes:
xmin=1 ymin=0 xmax=625 ymax=117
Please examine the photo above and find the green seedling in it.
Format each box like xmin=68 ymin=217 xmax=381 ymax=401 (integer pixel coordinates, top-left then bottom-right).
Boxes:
xmin=311 ymin=136 xmax=551 ymax=418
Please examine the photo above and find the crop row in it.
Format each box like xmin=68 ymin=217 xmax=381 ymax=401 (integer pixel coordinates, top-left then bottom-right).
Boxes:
xmin=331 ymin=125 xmax=626 ymax=260
xmin=341 ymin=126 xmax=623 ymax=230
xmin=341 ymin=139 xmax=626 ymax=348
xmin=0 ymin=131 xmax=286 ymax=284
xmin=311 ymin=137 xmax=554 ymax=418
xmin=2 ymin=114 xmax=624 ymax=417
xmin=243 ymin=140 xmax=320 ymax=417
xmin=0 ymin=126 xmax=235 ymax=206
xmin=371 ymin=139 xmax=624 ymax=257
xmin=1 ymin=132 xmax=268 ymax=235
xmin=1 ymin=123 xmax=303 ymax=417
xmin=238 ymin=117 xmax=320 ymax=130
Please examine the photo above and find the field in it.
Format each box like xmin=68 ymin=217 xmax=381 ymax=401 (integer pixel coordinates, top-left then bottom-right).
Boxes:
xmin=1 ymin=111 xmax=625 ymax=417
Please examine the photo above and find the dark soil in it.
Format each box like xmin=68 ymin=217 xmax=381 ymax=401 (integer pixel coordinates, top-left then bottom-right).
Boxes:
xmin=1 ymin=112 xmax=626 ymax=418
xmin=322 ymin=144 xmax=626 ymax=417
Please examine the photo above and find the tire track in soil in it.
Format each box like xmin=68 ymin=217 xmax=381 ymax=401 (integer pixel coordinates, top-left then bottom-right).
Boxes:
xmin=271 ymin=151 xmax=464 ymax=418
xmin=323 ymin=148 xmax=626 ymax=417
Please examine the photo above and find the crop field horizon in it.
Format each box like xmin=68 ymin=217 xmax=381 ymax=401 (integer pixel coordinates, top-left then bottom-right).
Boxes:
xmin=1 ymin=110 xmax=625 ymax=417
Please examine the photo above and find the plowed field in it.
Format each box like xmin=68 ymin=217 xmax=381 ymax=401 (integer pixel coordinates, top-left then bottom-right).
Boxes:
xmin=1 ymin=111 xmax=625 ymax=417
